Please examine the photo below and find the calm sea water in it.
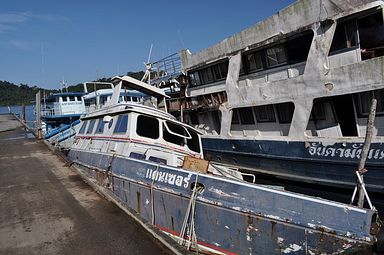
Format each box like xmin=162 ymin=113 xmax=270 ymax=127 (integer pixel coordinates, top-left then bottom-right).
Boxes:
xmin=0 ymin=105 xmax=36 ymax=129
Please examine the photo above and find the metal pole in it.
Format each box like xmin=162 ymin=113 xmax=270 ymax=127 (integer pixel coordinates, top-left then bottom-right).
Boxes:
xmin=22 ymin=104 xmax=26 ymax=130
xmin=36 ymin=91 xmax=43 ymax=139
xmin=357 ymin=98 xmax=376 ymax=208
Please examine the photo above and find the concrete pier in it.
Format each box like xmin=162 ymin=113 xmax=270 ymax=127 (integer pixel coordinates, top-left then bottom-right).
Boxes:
xmin=0 ymin=114 xmax=176 ymax=255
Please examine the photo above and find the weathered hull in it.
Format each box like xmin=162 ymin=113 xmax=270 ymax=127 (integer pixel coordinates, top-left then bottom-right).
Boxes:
xmin=68 ymin=149 xmax=378 ymax=254
xmin=202 ymin=138 xmax=384 ymax=193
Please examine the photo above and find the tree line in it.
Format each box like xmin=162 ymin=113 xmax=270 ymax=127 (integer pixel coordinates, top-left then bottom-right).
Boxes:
xmin=0 ymin=71 xmax=146 ymax=106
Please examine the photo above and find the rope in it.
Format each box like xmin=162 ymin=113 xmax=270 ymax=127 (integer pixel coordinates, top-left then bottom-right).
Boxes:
xmin=179 ymin=174 xmax=203 ymax=254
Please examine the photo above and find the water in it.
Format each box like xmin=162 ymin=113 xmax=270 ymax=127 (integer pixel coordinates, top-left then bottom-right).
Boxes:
xmin=0 ymin=105 xmax=36 ymax=130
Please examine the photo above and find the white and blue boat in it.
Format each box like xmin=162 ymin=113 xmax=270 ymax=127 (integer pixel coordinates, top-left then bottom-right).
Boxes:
xmin=67 ymin=75 xmax=383 ymax=254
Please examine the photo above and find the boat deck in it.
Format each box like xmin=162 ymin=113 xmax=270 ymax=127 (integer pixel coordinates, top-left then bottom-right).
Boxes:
xmin=0 ymin=114 xmax=181 ymax=255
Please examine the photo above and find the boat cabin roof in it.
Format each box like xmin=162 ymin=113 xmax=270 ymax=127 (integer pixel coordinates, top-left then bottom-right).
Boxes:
xmin=112 ymin=76 xmax=169 ymax=99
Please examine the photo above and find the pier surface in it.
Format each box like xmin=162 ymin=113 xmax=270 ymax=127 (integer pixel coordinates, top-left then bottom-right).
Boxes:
xmin=0 ymin=114 xmax=174 ymax=255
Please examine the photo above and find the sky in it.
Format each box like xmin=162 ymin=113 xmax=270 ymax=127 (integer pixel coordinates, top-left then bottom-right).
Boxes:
xmin=0 ymin=0 xmax=295 ymax=89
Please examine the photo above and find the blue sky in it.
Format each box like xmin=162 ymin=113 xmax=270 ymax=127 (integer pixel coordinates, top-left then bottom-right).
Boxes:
xmin=0 ymin=0 xmax=295 ymax=89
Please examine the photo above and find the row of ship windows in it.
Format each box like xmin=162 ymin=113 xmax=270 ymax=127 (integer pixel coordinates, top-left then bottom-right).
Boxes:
xmin=230 ymin=89 xmax=384 ymax=125
xmin=78 ymin=114 xmax=201 ymax=153
xmin=188 ymin=31 xmax=313 ymax=86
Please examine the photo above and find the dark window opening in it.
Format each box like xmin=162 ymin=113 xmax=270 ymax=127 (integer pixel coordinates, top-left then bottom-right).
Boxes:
xmin=114 ymin=115 xmax=128 ymax=133
xmin=330 ymin=19 xmax=358 ymax=52
xmin=69 ymin=96 xmax=76 ymax=101
xmin=286 ymin=31 xmax=314 ymax=64
xmin=355 ymin=89 xmax=384 ymax=116
xmin=310 ymin=101 xmax=326 ymax=121
xmin=62 ymin=97 xmax=68 ymax=102
xmin=86 ymin=119 xmax=96 ymax=134
xmin=266 ymin=45 xmax=287 ymax=67
xmin=186 ymin=128 xmax=201 ymax=153
xmin=95 ymin=119 xmax=104 ymax=134
xmin=136 ymin=115 xmax=159 ymax=139
xmin=358 ymin=11 xmax=384 ymax=60
xmin=163 ymin=121 xmax=186 ymax=146
xmin=276 ymin=102 xmax=295 ymax=123
xmin=148 ymin=156 xmax=167 ymax=165
xmin=189 ymin=112 xmax=199 ymax=125
xmin=129 ymin=152 xmax=146 ymax=160
xmin=238 ymin=107 xmax=255 ymax=124
xmin=332 ymin=95 xmax=358 ymax=136
xmin=79 ymin=121 xmax=87 ymax=134
xmin=254 ymin=105 xmax=276 ymax=122
xmin=231 ymin=109 xmax=240 ymax=124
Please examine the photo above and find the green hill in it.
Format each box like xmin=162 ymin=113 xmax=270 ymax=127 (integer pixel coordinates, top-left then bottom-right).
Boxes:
xmin=0 ymin=71 xmax=146 ymax=106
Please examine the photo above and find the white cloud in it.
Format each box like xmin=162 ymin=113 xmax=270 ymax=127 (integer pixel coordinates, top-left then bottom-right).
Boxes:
xmin=8 ymin=40 xmax=30 ymax=50
xmin=0 ymin=12 xmax=69 ymax=33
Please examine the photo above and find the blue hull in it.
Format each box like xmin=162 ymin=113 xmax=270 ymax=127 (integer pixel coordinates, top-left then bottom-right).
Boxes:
xmin=202 ymin=138 xmax=384 ymax=193
xmin=68 ymin=149 xmax=378 ymax=254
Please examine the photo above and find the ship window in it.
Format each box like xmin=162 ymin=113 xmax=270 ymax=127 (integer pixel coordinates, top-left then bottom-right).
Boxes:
xmin=62 ymin=96 xmax=68 ymax=102
xmin=186 ymin=128 xmax=201 ymax=153
xmin=136 ymin=115 xmax=159 ymax=139
xmin=231 ymin=109 xmax=240 ymax=124
xmin=358 ymin=11 xmax=384 ymax=60
xmin=276 ymin=102 xmax=295 ymax=123
xmin=95 ymin=119 xmax=104 ymax=134
xmin=132 ymin=97 xmax=138 ymax=102
xmin=189 ymin=71 xmax=201 ymax=86
xmin=286 ymin=31 xmax=314 ymax=64
xmin=200 ymin=67 xmax=215 ymax=84
xmin=86 ymin=119 xmax=96 ymax=134
xmin=163 ymin=121 xmax=186 ymax=146
xmin=113 ymin=114 xmax=128 ymax=133
xmin=148 ymin=156 xmax=167 ymax=165
xmin=254 ymin=105 xmax=276 ymax=122
xmin=238 ymin=107 xmax=255 ymax=125
xmin=310 ymin=101 xmax=326 ymax=120
xmin=266 ymin=45 xmax=287 ymax=67
xmin=246 ymin=51 xmax=264 ymax=72
xmin=125 ymin=96 xmax=131 ymax=102
xmin=69 ymin=96 xmax=76 ymax=101
xmin=129 ymin=152 xmax=145 ymax=160
xmin=76 ymin=96 xmax=82 ymax=101
xmin=355 ymin=89 xmax=384 ymax=116
xmin=213 ymin=61 xmax=229 ymax=80
xmin=79 ymin=121 xmax=87 ymax=134
xmin=330 ymin=19 xmax=358 ymax=52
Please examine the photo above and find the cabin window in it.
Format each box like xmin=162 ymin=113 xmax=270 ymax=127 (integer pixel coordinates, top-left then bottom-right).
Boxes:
xmin=136 ymin=115 xmax=159 ymax=139
xmin=163 ymin=121 xmax=186 ymax=146
xmin=148 ymin=156 xmax=167 ymax=165
xmin=186 ymin=128 xmax=201 ymax=153
xmin=276 ymin=102 xmax=295 ymax=123
xmin=330 ymin=19 xmax=358 ymax=53
xmin=62 ymin=97 xmax=68 ymax=102
xmin=355 ymin=89 xmax=384 ymax=116
xmin=114 ymin=115 xmax=128 ymax=133
xmin=238 ymin=107 xmax=255 ymax=124
xmin=254 ymin=105 xmax=276 ymax=122
xmin=246 ymin=51 xmax=263 ymax=72
xmin=79 ymin=121 xmax=88 ymax=134
xmin=213 ymin=61 xmax=229 ymax=80
xmin=286 ymin=31 xmax=314 ymax=64
xmin=231 ymin=109 xmax=240 ymax=124
xmin=132 ymin=97 xmax=138 ymax=102
xmin=76 ymin=96 xmax=82 ymax=101
xmin=69 ymin=96 xmax=76 ymax=101
xmin=310 ymin=101 xmax=326 ymax=120
xmin=200 ymin=67 xmax=215 ymax=84
xmin=124 ymin=96 xmax=131 ymax=102
xmin=266 ymin=45 xmax=287 ymax=67
xmin=358 ymin=11 xmax=384 ymax=60
xmin=129 ymin=152 xmax=146 ymax=160
xmin=101 ymin=96 xmax=108 ymax=105
xmin=95 ymin=119 xmax=104 ymax=134
xmin=86 ymin=119 xmax=96 ymax=134
xmin=189 ymin=72 xmax=201 ymax=86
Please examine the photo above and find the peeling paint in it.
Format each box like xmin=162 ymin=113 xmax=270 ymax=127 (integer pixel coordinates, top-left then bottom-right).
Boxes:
xmin=281 ymin=244 xmax=302 ymax=253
